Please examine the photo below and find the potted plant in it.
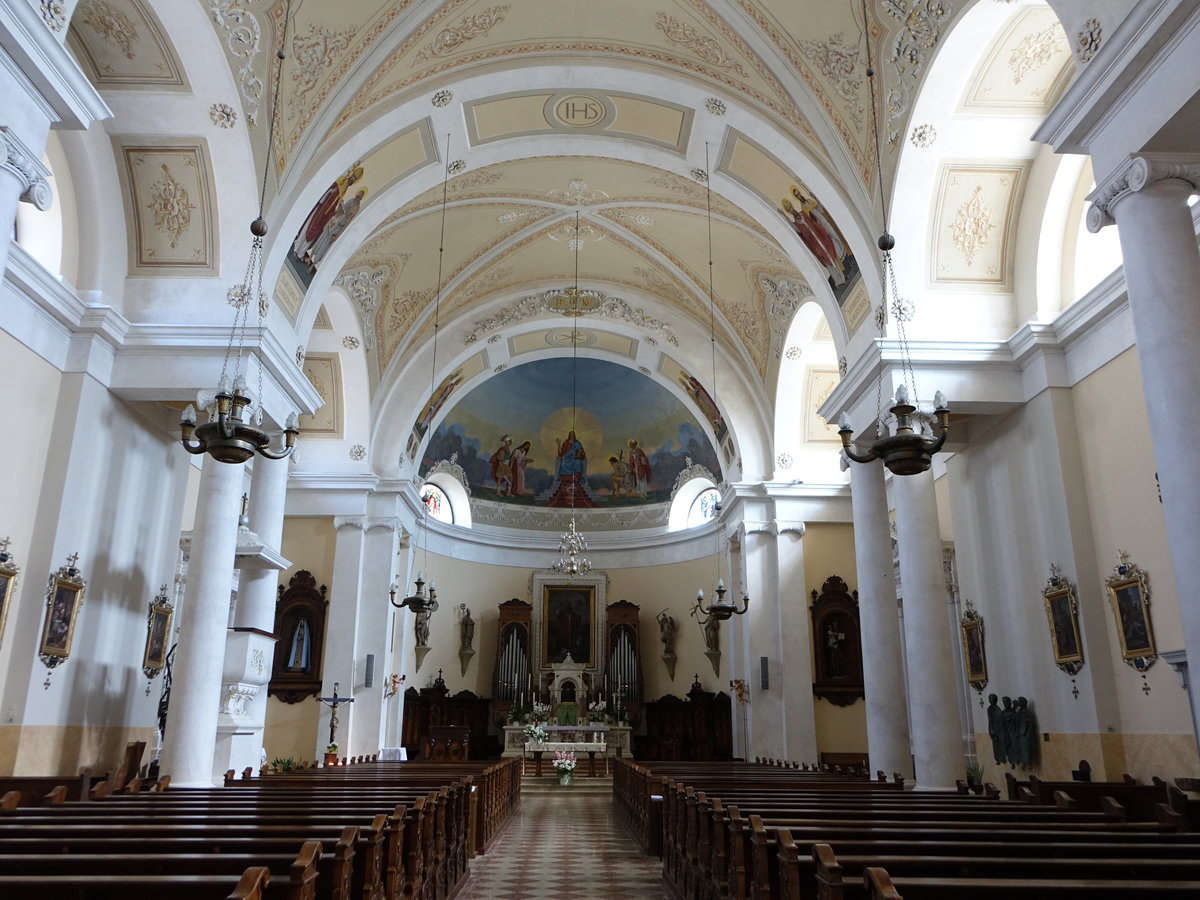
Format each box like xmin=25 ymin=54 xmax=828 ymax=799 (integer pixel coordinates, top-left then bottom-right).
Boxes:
xmin=271 ymin=756 xmax=297 ymax=773
xmin=324 ymin=743 xmax=339 ymax=766
xmin=965 ymin=760 xmax=985 ymax=794
xmin=553 ymin=750 xmax=577 ymax=785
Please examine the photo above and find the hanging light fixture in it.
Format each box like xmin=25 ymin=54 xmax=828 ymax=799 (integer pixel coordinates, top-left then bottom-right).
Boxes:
xmin=837 ymin=3 xmax=948 ymax=477
xmin=552 ymin=212 xmax=593 ymax=578
xmin=691 ymin=145 xmax=748 ymax=622
xmin=180 ymin=2 xmax=299 ymax=464
xmin=390 ymin=136 xmax=454 ymax=615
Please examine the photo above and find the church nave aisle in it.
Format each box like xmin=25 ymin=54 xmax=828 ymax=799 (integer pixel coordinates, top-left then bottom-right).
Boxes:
xmin=459 ymin=777 xmax=669 ymax=899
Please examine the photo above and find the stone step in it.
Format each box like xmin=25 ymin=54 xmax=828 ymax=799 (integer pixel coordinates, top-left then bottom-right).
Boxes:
xmin=522 ymin=775 xmax=612 ymax=795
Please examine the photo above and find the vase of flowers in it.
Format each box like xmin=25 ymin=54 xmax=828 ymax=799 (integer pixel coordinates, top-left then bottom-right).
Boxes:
xmin=553 ymin=750 xmax=577 ymax=785
xmin=523 ymin=723 xmax=548 ymax=746
xmin=324 ymin=743 xmax=339 ymax=766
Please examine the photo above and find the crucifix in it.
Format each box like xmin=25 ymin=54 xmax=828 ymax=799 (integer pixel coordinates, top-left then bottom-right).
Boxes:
xmin=316 ymin=682 xmax=354 ymax=747
xmin=66 ymin=552 xmax=79 ymax=570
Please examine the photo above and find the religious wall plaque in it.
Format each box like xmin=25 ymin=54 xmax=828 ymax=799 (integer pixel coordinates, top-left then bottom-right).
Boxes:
xmin=39 ymin=554 xmax=86 ymax=669
xmin=0 ymin=538 xmax=18 ymax=650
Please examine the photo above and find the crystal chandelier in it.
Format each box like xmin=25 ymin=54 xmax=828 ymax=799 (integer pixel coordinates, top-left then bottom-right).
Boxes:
xmin=690 ymin=145 xmax=748 ymax=621
xmin=552 ymin=213 xmax=592 ymax=577
xmin=180 ymin=2 xmax=298 ymax=465
xmin=836 ymin=15 xmax=948 ymax=477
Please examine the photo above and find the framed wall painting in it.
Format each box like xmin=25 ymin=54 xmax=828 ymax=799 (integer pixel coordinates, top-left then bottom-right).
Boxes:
xmin=542 ymin=583 xmax=595 ymax=668
xmin=530 ymin=569 xmax=606 ymax=673
xmin=1042 ymin=565 xmax=1084 ymax=676
xmin=142 ymin=585 xmax=174 ymax=679
xmin=0 ymin=538 xmax=18 ymax=650
xmin=39 ymin=555 xmax=86 ymax=668
xmin=1104 ymin=551 xmax=1156 ymax=670
xmin=809 ymin=575 xmax=864 ymax=706
xmin=959 ymin=598 xmax=988 ymax=696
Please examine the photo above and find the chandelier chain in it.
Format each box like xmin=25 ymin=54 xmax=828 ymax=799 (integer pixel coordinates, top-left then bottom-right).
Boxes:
xmin=703 ymin=142 xmax=724 ymax=587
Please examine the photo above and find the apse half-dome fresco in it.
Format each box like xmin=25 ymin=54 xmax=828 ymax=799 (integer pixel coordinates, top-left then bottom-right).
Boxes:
xmin=420 ymin=358 xmax=721 ymax=508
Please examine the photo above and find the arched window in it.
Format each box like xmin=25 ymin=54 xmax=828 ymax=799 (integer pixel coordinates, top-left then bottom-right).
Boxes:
xmin=687 ymin=488 xmax=721 ymax=528
xmin=421 ymin=483 xmax=453 ymax=524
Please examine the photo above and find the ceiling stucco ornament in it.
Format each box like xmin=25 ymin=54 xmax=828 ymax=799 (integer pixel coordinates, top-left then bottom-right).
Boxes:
xmin=334 ymin=265 xmax=388 ymax=351
xmin=669 ymin=456 xmax=720 ymax=501
xmin=757 ymin=272 xmax=814 ymax=359
xmin=777 ymin=453 xmax=794 ymax=470
xmin=909 ymin=123 xmax=936 ymax=148
xmin=39 ymin=1 xmax=66 ymax=32
xmin=431 ymin=89 xmax=453 ymax=108
xmin=1076 ymin=18 xmax=1102 ymax=64
xmin=655 ymin=13 xmax=748 ymax=77
xmin=209 ymin=0 xmax=266 ymax=127
xmin=145 ymin=163 xmax=195 ymax=249
xmin=690 ymin=167 xmax=709 ymax=183
xmin=950 ymin=185 xmax=996 ymax=267
xmin=838 ymin=355 xmax=848 ymax=376
xmin=471 ymin=499 xmax=669 ymax=531
xmin=210 ymin=103 xmax=238 ymax=128
xmin=287 ymin=22 xmax=356 ymax=119
xmin=463 ymin=288 xmax=679 ymax=346
xmin=447 ymin=159 xmax=466 ymax=175
xmin=342 ymin=336 xmax=360 ymax=350
xmin=428 ymin=453 xmax=471 ymax=495
xmin=797 ymin=32 xmax=865 ymax=130
xmin=546 ymin=178 xmax=609 ymax=206
xmin=883 ymin=0 xmax=955 ymax=148
xmin=415 ymin=5 xmax=509 ymax=62
xmin=349 ymin=444 xmax=366 ymax=461
xmin=78 ymin=1 xmax=139 ymax=56
xmin=547 ymin=218 xmax=605 ymax=250
xmin=1009 ymin=21 xmax=1069 ymax=84
xmin=785 ymin=346 xmax=802 ymax=360
xmin=704 ymin=98 xmax=726 ymax=116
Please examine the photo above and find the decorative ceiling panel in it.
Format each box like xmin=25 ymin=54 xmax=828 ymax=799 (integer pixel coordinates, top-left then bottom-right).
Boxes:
xmin=299 ymin=353 xmax=344 ymax=437
xmin=114 ymin=138 xmax=216 ymax=274
xmin=931 ymin=161 xmax=1029 ymax=289
xmin=803 ymin=367 xmax=840 ymax=444
xmin=508 ymin=327 xmax=637 ymax=359
xmin=465 ymin=89 xmax=693 ymax=152
xmin=961 ymin=5 xmax=1073 ymax=114
xmin=68 ymin=0 xmax=188 ymax=90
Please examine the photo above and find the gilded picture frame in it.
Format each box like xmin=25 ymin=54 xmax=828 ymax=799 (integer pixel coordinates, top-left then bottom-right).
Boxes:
xmin=541 ymin=584 xmax=596 ymax=668
xmin=39 ymin=557 xmax=86 ymax=668
xmin=1042 ymin=566 xmax=1084 ymax=676
xmin=0 ymin=540 xmax=19 ymax=650
xmin=959 ymin=599 xmax=987 ymax=693
xmin=142 ymin=585 xmax=174 ymax=679
xmin=1104 ymin=551 xmax=1155 ymax=669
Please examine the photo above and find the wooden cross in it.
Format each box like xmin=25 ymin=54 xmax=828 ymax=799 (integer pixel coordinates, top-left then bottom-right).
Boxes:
xmin=316 ymin=682 xmax=355 ymax=747
xmin=241 ymin=493 xmax=250 ymax=516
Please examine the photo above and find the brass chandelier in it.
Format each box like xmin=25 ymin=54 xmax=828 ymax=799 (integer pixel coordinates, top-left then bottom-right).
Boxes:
xmin=691 ymin=145 xmax=747 ymax=622
xmin=836 ymin=9 xmax=948 ymax=477
xmin=180 ymin=2 xmax=298 ymax=465
xmin=391 ymin=134 xmax=454 ymax=615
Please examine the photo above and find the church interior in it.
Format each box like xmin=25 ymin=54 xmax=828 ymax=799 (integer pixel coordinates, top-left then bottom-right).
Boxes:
xmin=4 ymin=0 xmax=1200 ymax=892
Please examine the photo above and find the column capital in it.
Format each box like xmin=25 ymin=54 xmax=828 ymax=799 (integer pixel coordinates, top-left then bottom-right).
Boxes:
xmin=364 ymin=516 xmax=404 ymax=535
xmin=333 ymin=515 xmax=368 ymax=532
xmin=1086 ymin=152 xmax=1200 ymax=232
xmin=0 ymin=125 xmax=52 ymax=210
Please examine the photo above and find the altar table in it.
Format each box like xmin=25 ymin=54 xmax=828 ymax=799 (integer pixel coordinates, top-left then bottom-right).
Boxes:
xmin=525 ymin=740 xmax=607 ymax=776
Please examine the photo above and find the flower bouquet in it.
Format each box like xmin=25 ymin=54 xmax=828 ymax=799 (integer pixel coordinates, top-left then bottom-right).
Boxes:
xmin=523 ymin=723 xmax=548 ymax=745
xmin=587 ymin=699 xmax=607 ymax=721
xmin=553 ymin=750 xmax=577 ymax=784
xmin=531 ymin=700 xmax=551 ymax=719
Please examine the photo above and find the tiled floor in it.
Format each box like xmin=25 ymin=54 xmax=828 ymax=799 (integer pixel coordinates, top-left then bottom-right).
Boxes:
xmin=458 ymin=778 xmax=671 ymax=899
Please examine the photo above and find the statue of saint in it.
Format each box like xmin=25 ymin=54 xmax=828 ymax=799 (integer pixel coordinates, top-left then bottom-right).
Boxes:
xmin=414 ymin=608 xmax=430 ymax=647
xmin=986 ymin=693 xmax=1005 ymax=765
xmin=460 ymin=607 xmax=475 ymax=652
xmin=1011 ymin=696 xmax=1036 ymax=768
xmin=656 ymin=610 xmax=676 ymax=655
xmin=703 ymin=615 xmax=720 ymax=654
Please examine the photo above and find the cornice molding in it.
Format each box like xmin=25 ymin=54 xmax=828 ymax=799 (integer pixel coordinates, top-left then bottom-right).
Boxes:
xmin=0 ymin=0 xmax=110 ymax=129
xmin=1086 ymin=152 xmax=1200 ymax=231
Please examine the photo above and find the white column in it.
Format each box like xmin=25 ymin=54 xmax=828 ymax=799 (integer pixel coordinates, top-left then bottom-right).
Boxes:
xmin=349 ymin=518 xmax=400 ymax=756
xmin=320 ymin=517 xmax=367 ymax=755
xmin=774 ymin=520 xmax=818 ymax=763
xmin=741 ymin=516 xmax=787 ymax=760
xmin=1089 ymin=154 xmax=1200 ymax=747
xmin=160 ymin=457 xmax=243 ymax=787
xmin=893 ymin=469 xmax=961 ymax=789
xmin=215 ymin=455 xmax=290 ymax=777
xmin=850 ymin=458 xmax=914 ymax=779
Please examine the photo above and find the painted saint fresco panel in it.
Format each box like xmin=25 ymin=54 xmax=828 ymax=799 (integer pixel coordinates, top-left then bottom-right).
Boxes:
xmin=420 ymin=358 xmax=721 ymax=507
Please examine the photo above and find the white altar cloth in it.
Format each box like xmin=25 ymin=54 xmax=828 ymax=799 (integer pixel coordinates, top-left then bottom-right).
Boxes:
xmin=525 ymin=741 xmax=606 ymax=754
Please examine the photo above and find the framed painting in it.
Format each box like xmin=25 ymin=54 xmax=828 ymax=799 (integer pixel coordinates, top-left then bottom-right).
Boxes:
xmin=542 ymin=583 xmax=595 ymax=668
xmin=1105 ymin=552 xmax=1155 ymax=668
xmin=142 ymin=586 xmax=174 ymax=679
xmin=959 ymin=599 xmax=988 ymax=694
xmin=1042 ymin=566 xmax=1084 ymax=675
xmin=0 ymin=539 xmax=18 ymax=650
xmin=39 ymin=556 xmax=86 ymax=668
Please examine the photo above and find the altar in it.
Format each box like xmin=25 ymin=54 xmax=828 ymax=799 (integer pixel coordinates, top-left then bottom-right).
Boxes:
xmin=502 ymin=722 xmax=631 ymax=758
xmin=521 ymin=725 xmax=610 ymax=776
